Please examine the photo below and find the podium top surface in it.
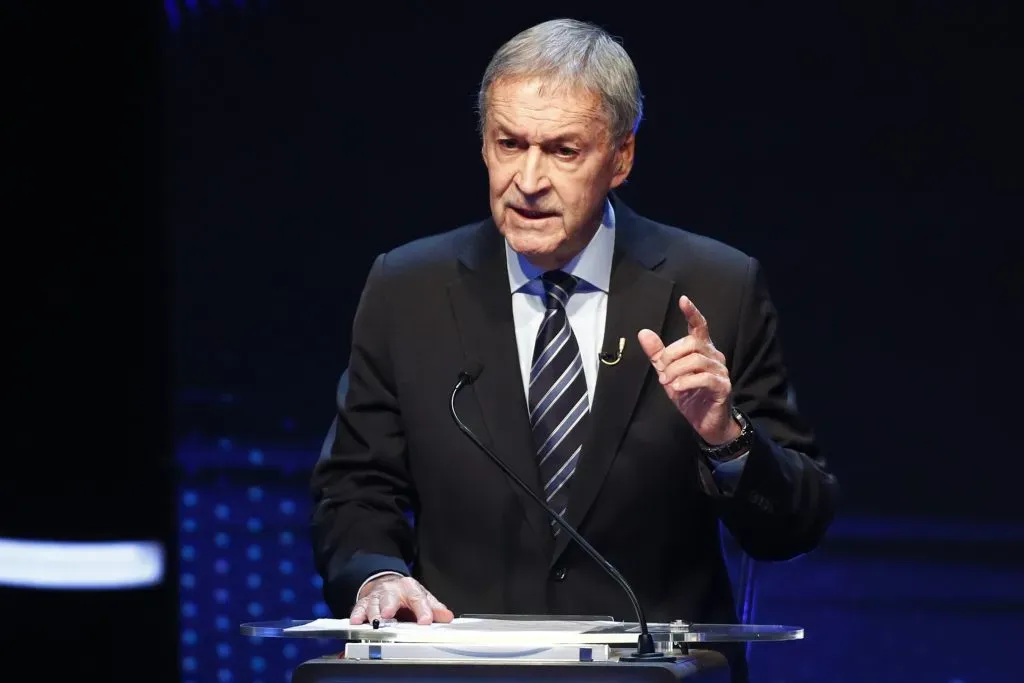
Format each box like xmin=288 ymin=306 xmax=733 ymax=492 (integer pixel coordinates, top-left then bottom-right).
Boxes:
xmin=240 ymin=617 xmax=803 ymax=644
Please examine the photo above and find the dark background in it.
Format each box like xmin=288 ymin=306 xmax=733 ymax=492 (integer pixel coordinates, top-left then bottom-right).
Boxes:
xmin=4 ymin=2 xmax=175 ymax=681
xmin=168 ymin=0 xmax=1019 ymax=519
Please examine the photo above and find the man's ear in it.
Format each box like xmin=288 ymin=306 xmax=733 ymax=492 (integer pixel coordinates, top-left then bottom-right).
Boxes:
xmin=610 ymin=134 xmax=636 ymax=188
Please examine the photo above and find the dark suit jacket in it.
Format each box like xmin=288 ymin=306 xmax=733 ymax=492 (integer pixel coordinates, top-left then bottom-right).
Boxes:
xmin=310 ymin=195 xmax=838 ymax=682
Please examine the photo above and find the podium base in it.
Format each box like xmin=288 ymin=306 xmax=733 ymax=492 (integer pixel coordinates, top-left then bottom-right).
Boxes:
xmin=619 ymin=651 xmax=680 ymax=663
xmin=292 ymin=650 xmax=729 ymax=682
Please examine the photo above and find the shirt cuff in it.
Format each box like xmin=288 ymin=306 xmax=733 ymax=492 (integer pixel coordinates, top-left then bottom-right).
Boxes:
xmin=356 ymin=571 xmax=405 ymax=602
xmin=706 ymin=450 xmax=750 ymax=495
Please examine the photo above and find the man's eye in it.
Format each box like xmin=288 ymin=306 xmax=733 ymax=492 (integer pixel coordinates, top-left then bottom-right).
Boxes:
xmin=498 ymin=138 xmax=518 ymax=149
xmin=557 ymin=147 xmax=579 ymax=158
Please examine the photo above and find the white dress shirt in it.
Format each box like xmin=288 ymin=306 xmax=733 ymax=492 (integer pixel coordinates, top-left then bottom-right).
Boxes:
xmin=505 ymin=200 xmax=617 ymax=405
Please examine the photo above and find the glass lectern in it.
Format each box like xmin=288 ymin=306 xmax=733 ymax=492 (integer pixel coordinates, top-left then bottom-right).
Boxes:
xmin=241 ymin=617 xmax=803 ymax=682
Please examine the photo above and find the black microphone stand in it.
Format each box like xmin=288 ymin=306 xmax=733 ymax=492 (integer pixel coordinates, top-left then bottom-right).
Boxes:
xmin=450 ymin=369 xmax=677 ymax=663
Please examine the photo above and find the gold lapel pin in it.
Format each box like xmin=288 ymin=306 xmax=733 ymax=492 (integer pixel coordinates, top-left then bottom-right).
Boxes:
xmin=599 ymin=337 xmax=626 ymax=366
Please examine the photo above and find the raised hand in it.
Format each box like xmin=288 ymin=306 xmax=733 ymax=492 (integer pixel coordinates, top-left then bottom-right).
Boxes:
xmin=638 ymin=295 xmax=741 ymax=445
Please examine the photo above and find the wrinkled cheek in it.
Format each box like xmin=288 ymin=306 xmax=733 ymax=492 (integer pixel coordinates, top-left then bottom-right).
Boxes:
xmin=493 ymin=175 xmax=516 ymax=199
xmin=494 ymin=163 xmax=521 ymax=189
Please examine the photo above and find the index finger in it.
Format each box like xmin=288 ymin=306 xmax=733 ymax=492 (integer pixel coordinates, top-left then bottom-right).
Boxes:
xmin=679 ymin=296 xmax=711 ymax=343
xmin=377 ymin=589 xmax=402 ymax=619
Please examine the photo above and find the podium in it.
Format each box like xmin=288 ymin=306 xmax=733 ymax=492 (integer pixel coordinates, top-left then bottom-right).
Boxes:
xmin=241 ymin=618 xmax=803 ymax=682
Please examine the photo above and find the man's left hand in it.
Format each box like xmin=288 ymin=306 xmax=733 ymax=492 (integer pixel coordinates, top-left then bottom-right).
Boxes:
xmin=638 ymin=295 xmax=741 ymax=446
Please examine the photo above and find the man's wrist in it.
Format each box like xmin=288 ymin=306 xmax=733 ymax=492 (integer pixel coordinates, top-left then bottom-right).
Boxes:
xmin=356 ymin=571 xmax=404 ymax=600
xmin=701 ymin=415 xmax=743 ymax=446
xmin=697 ymin=407 xmax=754 ymax=460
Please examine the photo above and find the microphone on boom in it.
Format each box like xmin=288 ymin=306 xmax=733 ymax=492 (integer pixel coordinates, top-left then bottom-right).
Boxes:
xmin=449 ymin=361 xmax=676 ymax=662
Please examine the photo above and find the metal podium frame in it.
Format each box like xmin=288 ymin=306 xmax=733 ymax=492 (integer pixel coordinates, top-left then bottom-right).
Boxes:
xmin=241 ymin=618 xmax=803 ymax=682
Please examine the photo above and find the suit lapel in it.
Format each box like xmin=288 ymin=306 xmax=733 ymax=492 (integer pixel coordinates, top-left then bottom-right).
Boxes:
xmin=446 ymin=221 xmax=554 ymax=555
xmin=553 ymin=198 xmax=674 ymax=565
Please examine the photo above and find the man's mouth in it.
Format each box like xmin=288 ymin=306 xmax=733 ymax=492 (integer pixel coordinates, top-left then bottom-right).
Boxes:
xmin=511 ymin=207 xmax=558 ymax=220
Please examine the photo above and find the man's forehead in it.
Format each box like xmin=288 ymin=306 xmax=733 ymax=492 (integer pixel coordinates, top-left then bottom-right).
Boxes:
xmin=486 ymin=79 xmax=609 ymax=137
xmin=491 ymin=78 xmax=602 ymax=113
xmin=488 ymin=112 xmax=590 ymax=136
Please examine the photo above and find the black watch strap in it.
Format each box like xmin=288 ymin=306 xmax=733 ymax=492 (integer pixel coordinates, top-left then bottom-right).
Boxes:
xmin=698 ymin=406 xmax=754 ymax=460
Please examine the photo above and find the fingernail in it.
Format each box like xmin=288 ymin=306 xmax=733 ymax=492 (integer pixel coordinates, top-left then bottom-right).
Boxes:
xmin=659 ymin=372 xmax=667 ymax=383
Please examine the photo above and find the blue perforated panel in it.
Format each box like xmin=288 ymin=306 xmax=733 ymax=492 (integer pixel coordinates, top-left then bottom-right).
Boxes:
xmin=177 ymin=440 xmax=335 ymax=683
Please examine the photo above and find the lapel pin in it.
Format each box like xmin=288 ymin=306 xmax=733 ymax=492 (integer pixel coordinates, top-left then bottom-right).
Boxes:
xmin=599 ymin=337 xmax=626 ymax=366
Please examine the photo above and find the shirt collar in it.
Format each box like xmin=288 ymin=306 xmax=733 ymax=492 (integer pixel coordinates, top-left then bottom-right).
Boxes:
xmin=505 ymin=199 xmax=615 ymax=294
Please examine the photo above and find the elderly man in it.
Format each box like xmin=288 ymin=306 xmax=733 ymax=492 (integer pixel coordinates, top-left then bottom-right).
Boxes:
xmin=311 ymin=18 xmax=837 ymax=681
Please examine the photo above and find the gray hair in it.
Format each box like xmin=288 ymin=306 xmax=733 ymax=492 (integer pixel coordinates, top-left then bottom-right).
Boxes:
xmin=476 ymin=19 xmax=644 ymax=142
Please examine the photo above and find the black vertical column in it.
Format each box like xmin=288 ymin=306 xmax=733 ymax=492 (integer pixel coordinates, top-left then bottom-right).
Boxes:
xmin=1 ymin=2 xmax=178 ymax=681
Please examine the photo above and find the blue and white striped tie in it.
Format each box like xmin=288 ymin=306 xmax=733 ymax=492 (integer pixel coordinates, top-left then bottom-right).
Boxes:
xmin=528 ymin=270 xmax=590 ymax=535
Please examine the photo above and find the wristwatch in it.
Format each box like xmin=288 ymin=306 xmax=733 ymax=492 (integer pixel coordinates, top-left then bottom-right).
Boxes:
xmin=698 ymin=406 xmax=754 ymax=460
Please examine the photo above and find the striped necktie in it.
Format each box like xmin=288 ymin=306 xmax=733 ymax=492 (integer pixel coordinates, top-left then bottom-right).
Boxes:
xmin=528 ymin=270 xmax=590 ymax=534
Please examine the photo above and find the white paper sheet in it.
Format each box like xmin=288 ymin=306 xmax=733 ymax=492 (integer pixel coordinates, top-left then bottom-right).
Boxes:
xmin=282 ymin=617 xmax=632 ymax=644
xmin=285 ymin=617 xmax=617 ymax=633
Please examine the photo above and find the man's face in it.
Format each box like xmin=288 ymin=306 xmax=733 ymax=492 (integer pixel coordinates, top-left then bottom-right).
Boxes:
xmin=481 ymin=77 xmax=635 ymax=270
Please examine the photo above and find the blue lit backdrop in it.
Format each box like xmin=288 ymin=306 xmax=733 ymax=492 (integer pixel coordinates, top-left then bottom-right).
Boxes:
xmin=177 ymin=439 xmax=333 ymax=683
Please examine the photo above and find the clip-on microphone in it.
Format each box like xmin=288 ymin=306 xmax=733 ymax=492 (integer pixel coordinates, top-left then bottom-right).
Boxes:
xmin=449 ymin=362 xmax=676 ymax=663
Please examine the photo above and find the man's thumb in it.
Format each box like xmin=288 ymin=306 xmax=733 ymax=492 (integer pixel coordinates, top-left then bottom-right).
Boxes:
xmin=637 ymin=329 xmax=665 ymax=361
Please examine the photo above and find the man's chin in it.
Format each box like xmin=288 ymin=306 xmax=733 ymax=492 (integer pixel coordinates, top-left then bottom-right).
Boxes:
xmin=504 ymin=234 xmax=556 ymax=258
xmin=506 ymin=239 xmax=569 ymax=270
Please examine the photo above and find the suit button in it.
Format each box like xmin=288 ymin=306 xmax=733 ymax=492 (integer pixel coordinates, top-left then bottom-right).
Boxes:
xmin=553 ymin=567 xmax=567 ymax=582
xmin=748 ymin=492 xmax=773 ymax=512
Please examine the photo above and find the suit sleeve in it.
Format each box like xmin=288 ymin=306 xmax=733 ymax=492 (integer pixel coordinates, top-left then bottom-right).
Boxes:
xmin=697 ymin=257 xmax=839 ymax=561
xmin=310 ymin=253 xmax=414 ymax=615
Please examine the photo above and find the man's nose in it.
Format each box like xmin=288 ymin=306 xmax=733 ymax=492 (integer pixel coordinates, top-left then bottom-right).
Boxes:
xmin=514 ymin=147 xmax=551 ymax=196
